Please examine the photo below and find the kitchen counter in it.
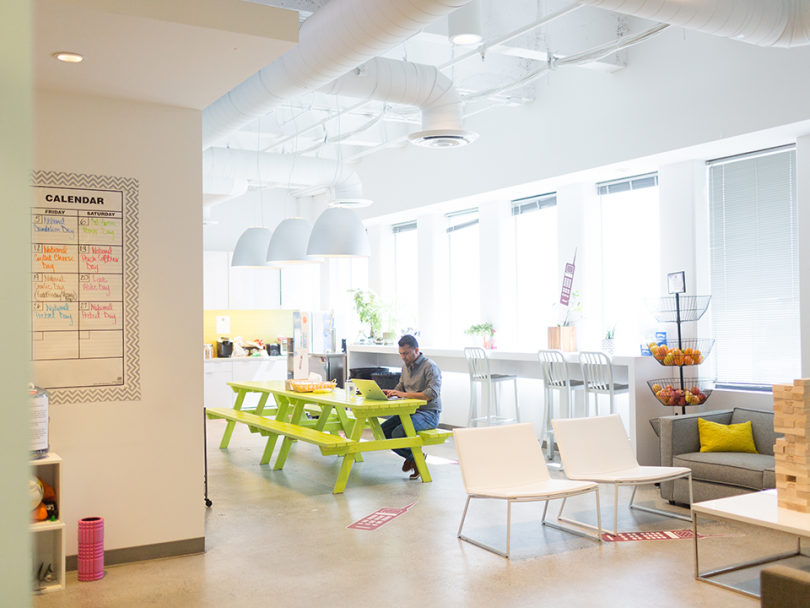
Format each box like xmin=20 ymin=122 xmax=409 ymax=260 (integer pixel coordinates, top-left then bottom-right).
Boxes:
xmin=348 ymin=344 xmax=674 ymax=466
xmin=205 ymin=355 xmax=287 ymax=364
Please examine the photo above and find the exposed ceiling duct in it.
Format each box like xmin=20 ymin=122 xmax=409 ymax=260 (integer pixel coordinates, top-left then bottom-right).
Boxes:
xmin=202 ymin=147 xmax=369 ymax=207
xmin=320 ymin=57 xmax=478 ymax=148
xmin=577 ymin=0 xmax=810 ymax=48
xmin=202 ymin=0 xmax=473 ymax=149
xmin=202 ymin=174 xmax=249 ymax=209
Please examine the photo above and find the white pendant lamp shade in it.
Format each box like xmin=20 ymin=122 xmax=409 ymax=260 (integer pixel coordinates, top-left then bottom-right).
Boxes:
xmin=232 ymin=227 xmax=276 ymax=268
xmin=266 ymin=218 xmax=323 ymax=264
xmin=307 ymin=208 xmax=370 ymax=258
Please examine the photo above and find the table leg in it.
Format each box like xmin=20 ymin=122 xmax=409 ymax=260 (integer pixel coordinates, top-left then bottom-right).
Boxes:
xmin=333 ymin=415 xmax=367 ymax=494
xmin=399 ymin=414 xmax=431 ymax=483
xmin=254 ymin=393 xmax=270 ymax=416
xmin=219 ymin=389 xmax=247 ymax=449
xmin=333 ymin=405 xmax=363 ymax=462
xmin=368 ymin=417 xmax=386 ymax=440
xmin=273 ymin=399 xmax=307 ymax=470
xmin=259 ymin=395 xmax=291 ymax=466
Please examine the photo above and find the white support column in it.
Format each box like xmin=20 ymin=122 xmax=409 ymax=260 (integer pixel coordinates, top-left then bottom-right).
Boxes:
xmin=417 ymin=214 xmax=450 ymax=347
xmin=658 ymin=161 xmax=706 ymax=341
xmin=367 ymin=223 xmax=395 ymax=301
xmin=478 ymin=200 xmax=512 ymax=346
xmin=797 ymin=135 xmax=810 ymax=377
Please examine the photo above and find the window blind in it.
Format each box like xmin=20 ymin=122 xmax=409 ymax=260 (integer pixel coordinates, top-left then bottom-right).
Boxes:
xmin=511 ymin=192 xmax=557 ymax=215
xmin=446 ymin=208 xmax=479 ymax=233
xmin=392 ymin=221 xmax=417 ymax=234
xmin=708 ymin=146 xmax=800 ymax=389
xmin=596 ymin=172 xmax=658 ymax=196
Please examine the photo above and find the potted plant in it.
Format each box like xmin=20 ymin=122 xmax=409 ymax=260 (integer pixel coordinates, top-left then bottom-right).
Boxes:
xmin=602 ymin=324 xmax=617 ymax=355
xmin=464 ymin=323 xmax=495 ymax=349
xmin=350 ymin=289 xmax=400 ymax=343
xmin=549 ymin=291 xmax=582 ymax=352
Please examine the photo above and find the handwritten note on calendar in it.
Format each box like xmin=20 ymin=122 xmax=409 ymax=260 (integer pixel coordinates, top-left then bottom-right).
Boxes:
xmin=31 ymin=186 xmax=127 ymax=389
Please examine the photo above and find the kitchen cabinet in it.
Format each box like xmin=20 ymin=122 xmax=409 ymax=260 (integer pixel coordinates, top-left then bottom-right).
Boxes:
xmin=31 ymin=453 xmax=65 ymax=594
xmin=203 ymin=251 xmax=229 ymax=310
xmin=204 ymin=358 xmax=287 ymax=410
xmin=202 ymin=251 xmax=281 ymax=310
xmin=204 ymin=360 xmax=234 ymax=410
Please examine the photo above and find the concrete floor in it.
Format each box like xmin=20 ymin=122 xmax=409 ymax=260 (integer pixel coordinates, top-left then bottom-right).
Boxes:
xmin=35 ymin=419 xmax=784 ymax=608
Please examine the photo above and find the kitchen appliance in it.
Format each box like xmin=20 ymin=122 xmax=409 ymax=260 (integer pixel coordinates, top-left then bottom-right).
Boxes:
xmin=267 ymin=344 xmax=280 ymax=356
xmin=216 ymin=338 xmax=233 ymax=358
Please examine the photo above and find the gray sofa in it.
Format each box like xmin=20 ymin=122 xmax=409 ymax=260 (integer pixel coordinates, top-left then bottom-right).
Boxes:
xmin=657 ymin=408 xmax=779 ymax=504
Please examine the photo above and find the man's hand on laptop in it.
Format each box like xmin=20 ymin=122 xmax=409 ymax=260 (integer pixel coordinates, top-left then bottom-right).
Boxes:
xmin=383 ymin=389 xmax=404 ymax=398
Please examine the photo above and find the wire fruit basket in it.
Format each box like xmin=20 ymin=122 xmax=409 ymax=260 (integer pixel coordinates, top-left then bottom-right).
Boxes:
xmin=644 ymin=295 xmax=712 ymax=323
xmin=647 ymin=338 xmax=715 ymax=366
xmin=289 ymin=380 xmax=337 ymax=393
xmin=647 ymin=378 xmax=714 ymax=407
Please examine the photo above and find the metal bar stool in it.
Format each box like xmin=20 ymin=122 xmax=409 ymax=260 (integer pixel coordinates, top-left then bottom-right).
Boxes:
xmin=464 ymin=347 xmax=520 ymax=427
xmin=537 ymin=349 xmax=584 ymax=461
xmin=578 ymin=351 xmax=629 ymax=417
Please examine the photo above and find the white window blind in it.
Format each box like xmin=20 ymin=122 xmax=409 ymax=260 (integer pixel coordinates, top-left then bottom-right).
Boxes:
xmin=708 ymin=146 xmax=800 ymax=389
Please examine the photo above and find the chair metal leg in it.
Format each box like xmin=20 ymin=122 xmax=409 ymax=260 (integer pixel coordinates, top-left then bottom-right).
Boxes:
xmin=627 ymin=478 xmax=693 ymax=523
xmin=458 ymin=495 xmax=472 ymax=537
xmin=457 ymin=496 xmax=509 ymax=558
xmin=506 ymin=500 xmax=512 ymax=558
xmin=543 ymin=493 xmax=603 ymax=542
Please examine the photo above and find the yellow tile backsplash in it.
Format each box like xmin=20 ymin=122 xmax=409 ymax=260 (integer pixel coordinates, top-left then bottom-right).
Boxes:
xmin=204 ymin=310 xmax=295 ymax=354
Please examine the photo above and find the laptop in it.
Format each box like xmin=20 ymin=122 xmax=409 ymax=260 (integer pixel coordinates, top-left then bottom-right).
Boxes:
xmin=353 ymin=379 xmax=398 ymax=401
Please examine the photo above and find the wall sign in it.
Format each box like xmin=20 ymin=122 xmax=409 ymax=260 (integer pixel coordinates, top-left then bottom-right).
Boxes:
xmin=31 ymin=171 xmax=140 ymax=404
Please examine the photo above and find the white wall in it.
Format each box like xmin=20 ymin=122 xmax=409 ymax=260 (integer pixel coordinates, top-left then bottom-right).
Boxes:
xmin=1 ymin=0 xmax=33 ymax=604
xmin=35 ymin=91 xmax=205 ymax=556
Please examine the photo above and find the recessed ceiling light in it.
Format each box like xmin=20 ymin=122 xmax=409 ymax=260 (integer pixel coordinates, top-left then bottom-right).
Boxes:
xmin=52 ymin=52 xmax=84 ymax=63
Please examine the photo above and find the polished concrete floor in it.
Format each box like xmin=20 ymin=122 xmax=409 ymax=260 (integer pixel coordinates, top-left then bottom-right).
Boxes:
xmin=35 ymin=419 xmax=782 ymax=608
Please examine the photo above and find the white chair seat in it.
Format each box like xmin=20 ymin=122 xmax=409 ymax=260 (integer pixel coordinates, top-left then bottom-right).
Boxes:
xmin=566 ymin=466 xmax=692 ymax=484
xmin=453 ymin=423 xmax=602 ymax=558
xmin=468 ymin=478 xmax=597 ymax=500
xmin=551 ymin=414 xmax=694 ymax=537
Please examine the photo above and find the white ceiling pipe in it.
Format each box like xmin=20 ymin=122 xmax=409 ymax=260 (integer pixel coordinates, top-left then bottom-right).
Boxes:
xmin=576 ymin=0 xmax=810 ymax=48
xmin=202 ymin=0 xmax=473 ymax=149
xmin=202 ymin=174 xmax=249 ymax=199
xmin=202 ymin=147 xmax=369 ymax=206
xmin=320 ymin=57 xmax=477 ymax=148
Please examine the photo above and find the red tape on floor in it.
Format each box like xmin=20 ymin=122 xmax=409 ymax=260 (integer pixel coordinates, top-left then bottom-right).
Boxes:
xmin=347 ymin=502 xmax=417 ymax=531
xmin=601 ymin=530 xmax=742 ymax=542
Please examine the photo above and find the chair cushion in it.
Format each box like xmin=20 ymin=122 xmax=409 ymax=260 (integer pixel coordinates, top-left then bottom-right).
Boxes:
xmin=569 ymin=465 xmax=691 ymax=484
xmin=673 ymin=452 xmax=775 ymax=490
xmin=698 ymin=418 xmax=758 ymax=453
xmin=467 ymin=478 xmax=597 ymax=499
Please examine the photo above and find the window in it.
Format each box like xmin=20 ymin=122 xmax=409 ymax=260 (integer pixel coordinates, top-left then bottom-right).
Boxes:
xmin=513 ymin=194 xmax=558 ymax=350
xmin=597 ymin=174 xmax=660 ymax=350
xmin=393 ymin=222 xmax=418 ymax=330
xmin=708 ymin=146 xmax=799 ymax=388
xmin=447 ymin=210 xmax=480 ymax=347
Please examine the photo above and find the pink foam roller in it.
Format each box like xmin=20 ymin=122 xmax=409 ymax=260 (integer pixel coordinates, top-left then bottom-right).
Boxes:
xmin=78 ymin=517 xmax=105 ymax=581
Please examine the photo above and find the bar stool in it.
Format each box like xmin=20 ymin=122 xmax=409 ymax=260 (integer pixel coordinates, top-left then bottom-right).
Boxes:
xmin=579 ymin=351 xmax=629 ymax=417
xmin=464 ymin=347 xmax=520 ymax=427
xmin=537 ymin=349 xmax=585 ymax=461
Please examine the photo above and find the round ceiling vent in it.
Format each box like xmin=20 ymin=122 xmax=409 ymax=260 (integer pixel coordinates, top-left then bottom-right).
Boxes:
xmin=408 ymin=129 xmax=479 ymax=148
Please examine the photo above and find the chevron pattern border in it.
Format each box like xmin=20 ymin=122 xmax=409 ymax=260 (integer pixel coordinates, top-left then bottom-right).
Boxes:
xmin=32 ymin=171 xmax=141 ymax=404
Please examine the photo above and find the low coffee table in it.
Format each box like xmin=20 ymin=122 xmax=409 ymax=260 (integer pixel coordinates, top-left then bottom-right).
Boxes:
xmin=692 ymin=489 xmax=810 ymax=598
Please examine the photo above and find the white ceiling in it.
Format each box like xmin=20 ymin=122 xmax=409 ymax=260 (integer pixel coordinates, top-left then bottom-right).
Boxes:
xmin=221 ymin=0 xmax=636 ymax=162
xmin=34 ymin=0 xmax=299 ymax=110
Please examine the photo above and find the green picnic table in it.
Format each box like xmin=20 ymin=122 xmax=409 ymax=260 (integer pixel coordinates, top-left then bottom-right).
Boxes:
xmin=206 ymin=380 xmax=451 ymax=494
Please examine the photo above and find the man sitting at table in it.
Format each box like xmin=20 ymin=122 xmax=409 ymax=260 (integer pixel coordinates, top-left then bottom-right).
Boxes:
xmin=382 ymin=334 xmax=442 ymax=480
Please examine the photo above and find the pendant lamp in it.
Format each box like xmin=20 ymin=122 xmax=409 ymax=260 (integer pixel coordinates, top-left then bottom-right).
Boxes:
xmin=231 ymin=226 xmax=277 ymax=268
xmin=266 ymin=218 xmax=323 ymax=264
xmin=306 ymin=208 xmax=370 ymax=258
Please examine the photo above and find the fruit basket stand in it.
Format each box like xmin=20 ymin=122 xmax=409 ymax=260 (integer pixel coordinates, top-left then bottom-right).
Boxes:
xmin=644 ymin=291 xmax=713 ymax=415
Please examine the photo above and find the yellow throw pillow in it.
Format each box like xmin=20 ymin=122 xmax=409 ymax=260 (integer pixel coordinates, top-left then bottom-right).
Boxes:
xmin=698 ymin=418 xmax=758 ymax=453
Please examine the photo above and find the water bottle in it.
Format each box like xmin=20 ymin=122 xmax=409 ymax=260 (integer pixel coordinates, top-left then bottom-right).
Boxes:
xmin=30 ymin=383 xmax=49 ymax=460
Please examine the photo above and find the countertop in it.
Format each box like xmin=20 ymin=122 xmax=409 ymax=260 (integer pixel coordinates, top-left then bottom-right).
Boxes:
xmin=205 ymin=356 xmax=287 ymax=364
xmin=347 ymin=344 xmax=646 ymax=366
